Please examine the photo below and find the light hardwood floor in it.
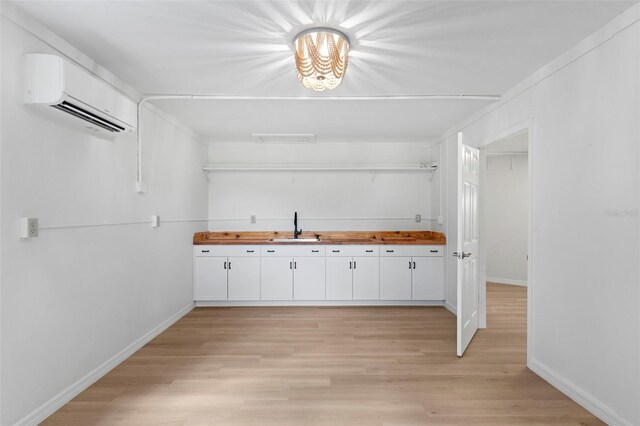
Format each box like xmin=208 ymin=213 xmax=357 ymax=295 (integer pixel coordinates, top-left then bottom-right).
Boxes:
xmin=44 ymin=284 xmax=602 ymax=425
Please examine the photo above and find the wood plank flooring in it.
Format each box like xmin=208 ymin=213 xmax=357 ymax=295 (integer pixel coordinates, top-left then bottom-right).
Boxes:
xmin=43 ymin=284 xmax=602 ymax=425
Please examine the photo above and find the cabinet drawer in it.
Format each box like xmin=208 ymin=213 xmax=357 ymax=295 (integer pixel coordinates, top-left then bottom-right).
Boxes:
xmin=326 ymin=245 xmax=379 ymax=257
xmin=380 ymin=245 xmax=444 ymax=257
xmin=194 ymin=245 xmax=260 ymax=257
xmin=261 ymin=245 xmax=325 ymax=257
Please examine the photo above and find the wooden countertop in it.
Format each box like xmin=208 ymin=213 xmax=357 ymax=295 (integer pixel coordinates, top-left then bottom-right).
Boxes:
xmin=193 ymin=231 xmax=446 ymax=245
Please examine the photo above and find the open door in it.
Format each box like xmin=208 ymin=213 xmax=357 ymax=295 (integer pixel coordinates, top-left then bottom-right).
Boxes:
xmin=456 ymin=132 xmax=480 ymax=356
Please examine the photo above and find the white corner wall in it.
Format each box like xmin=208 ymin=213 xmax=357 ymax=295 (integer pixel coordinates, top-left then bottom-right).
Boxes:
xmin=1 ymin=15 xmax=208 ymax=425
xmin=441 ymin=5 xmax=640 ymax=425
xmin=484 ymin=154 xmax=528 ymax=285
xmin=207 ymin=141 xmax=435 ymax=231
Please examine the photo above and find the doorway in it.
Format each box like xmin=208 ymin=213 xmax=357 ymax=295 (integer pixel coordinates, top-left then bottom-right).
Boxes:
xmin=479 ymin=126 xmax=532 ymax=356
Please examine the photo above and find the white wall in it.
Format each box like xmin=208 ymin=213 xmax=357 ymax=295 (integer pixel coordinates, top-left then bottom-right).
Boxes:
xmin=484 ymin=154 xmax=528 ymax=285
xmin=0 ymin=16 xmax=208 ymax=425
xmin=207 ymin=141 xmax=436 ymax=231
xmin=440 ymin=6 xmax=640 ymax=425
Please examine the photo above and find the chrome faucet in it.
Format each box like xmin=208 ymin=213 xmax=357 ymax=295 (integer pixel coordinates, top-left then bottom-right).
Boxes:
xmin=294 ymin=211 xmax=302 ymax=239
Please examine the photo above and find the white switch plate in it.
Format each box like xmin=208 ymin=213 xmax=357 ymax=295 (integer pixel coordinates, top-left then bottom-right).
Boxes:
xmin=415 ymin=214 xmax=421 ymax=223
xmin=250 ymin=215 xmax=256 ymax=224
xmin=151 ymin=215 xmax=159 ymax=228
xmin=437 ymin=215 xmax=443 ymax=225
xmin=20 ymin=217 xmax=38 ymax=238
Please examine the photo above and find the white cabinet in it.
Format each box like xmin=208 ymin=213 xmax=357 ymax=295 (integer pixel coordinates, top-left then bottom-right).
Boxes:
xmin=294 ymin=257 xmax=326 ymax=300
xmin=194 ymin=257 xmax=227 ymax=300
xmin=228 ymin=257 xmax=261 ymax=300
xmin=326 ymin=246 xmax=379 ymax=300
xmin=195 ymin=244 xmax=443 ymax=304
xmin=261 ymin=246 xmax=326 ymax=301
xmin=261 ymin=257 xmax=293 ymax=300
xmin=380 ymin=246 xmax=444 ymax=301
xmin=194 ymin=246 xmax=260 ymax=301
xmin=352 ymin=257 xmax=380 ymax=300
xmin=412 ymin=257 xmax=444 ymax=300
xmin=326 ymin=257 xmax=353 ymax=300
xmin=380 ymin=257 xmax=412 ymax=300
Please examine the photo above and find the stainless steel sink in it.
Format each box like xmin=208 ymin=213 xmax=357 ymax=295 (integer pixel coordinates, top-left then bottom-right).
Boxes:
xmin=270 ymin=238 xmax=320 ymax=242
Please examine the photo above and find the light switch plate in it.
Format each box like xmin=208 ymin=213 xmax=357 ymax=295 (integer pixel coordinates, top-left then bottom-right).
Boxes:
xmin=415 ymin=214 xmax=421 ymax=223
xmin=250 ymin=215 xmax=257 ymax=224
xmin=151 ymin=215 xmax=159 ymax=228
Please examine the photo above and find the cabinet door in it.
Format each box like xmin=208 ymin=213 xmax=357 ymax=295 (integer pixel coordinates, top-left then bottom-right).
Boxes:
xmin=261 ymin=257 xmax=293 ymax=300
xmin=353 ymin=257 xmax=380 ymax=300
xmin=294 ymin=257 xmax=326 ymax=300
xmin=380 ymin=256 xmax=412 ymax=300
xmin=194 ymin=257 xmax=227 ymax=301
xmin=227 ymin=256 xmax=261 ymax=301
xmin=326 ymin=257 xmax=353 ymax=300
xmin=412 ymin=257 xmax=444 ymax=300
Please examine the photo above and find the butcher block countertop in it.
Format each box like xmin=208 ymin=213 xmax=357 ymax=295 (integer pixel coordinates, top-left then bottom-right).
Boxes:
xmin=193 ymin=231 xmax=446 ymax=245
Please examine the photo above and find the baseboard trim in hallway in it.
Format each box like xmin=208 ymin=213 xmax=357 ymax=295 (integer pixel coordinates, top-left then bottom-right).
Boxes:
xmin=528 ymin=358 xmax=631 ymax=426
xmin=16 ymin=302 xmax=195 ymax=426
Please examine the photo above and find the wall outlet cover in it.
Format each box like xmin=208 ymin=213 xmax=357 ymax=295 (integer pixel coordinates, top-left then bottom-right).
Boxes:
xmin=135 ymin=181 xmax=148 ymax=193
xmin=415 ymin=214 xmax=422 ymax=223
xmin=151 ymin=215 xmax=160 ymax=228
xmin=250 ymin=215 xmax=257 ymax=224
xmin=20 ymin=217 xmax=38 ymax=238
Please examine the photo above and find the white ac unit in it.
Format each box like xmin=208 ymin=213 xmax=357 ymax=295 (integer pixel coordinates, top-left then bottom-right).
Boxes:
xmin=24 ymin=53 xmax=137 ymax=136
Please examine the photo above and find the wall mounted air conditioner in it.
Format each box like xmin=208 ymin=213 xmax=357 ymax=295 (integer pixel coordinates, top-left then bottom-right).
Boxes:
xmin=24 ymin=53 xmax=137 ymax=136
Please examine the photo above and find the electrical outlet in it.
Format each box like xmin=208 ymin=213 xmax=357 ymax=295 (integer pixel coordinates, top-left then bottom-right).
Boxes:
xmin=437 ymin=215 xmax=443 ymax=225
xmin=151 ymin=215 xmax=160 ymax=228
xmin=415 ymin=214 xmax=421 ymax=223
xmin=250 ymin=215 xmax=256 ymax=224
xmin=135 ymin=181 xmax=148 ymax=193
xmin=20 ymin=217 xmax=38 ymax=239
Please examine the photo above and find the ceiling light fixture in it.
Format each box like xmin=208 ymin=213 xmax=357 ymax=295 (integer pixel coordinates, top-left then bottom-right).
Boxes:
xmin=294 ymin=28 xmax=349 ymax=91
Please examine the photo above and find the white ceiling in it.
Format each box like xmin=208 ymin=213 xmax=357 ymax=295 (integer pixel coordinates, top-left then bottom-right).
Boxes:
xmin=12 ymin=0 xmax=637 ymax=142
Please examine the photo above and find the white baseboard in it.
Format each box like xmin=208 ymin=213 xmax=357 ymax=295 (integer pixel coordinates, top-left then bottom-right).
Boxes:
xmin=528 ymin=358 xmax=632 ymax=426
xmin=16 ymin=302 xmax=195 ymax=426
xmin=443 ymin=301 xmax=457 ymax=315
xmin=196 ymin=300 xmax=445 ymax=307
xmin=486 ymin=277 xmax=527 ymax=287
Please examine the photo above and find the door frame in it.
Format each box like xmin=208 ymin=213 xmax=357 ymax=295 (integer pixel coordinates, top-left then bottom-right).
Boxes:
xmin=478 ymin=119 xmax=534 ymax=363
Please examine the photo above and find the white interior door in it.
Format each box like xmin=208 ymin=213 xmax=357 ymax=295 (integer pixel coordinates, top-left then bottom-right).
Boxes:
xmin=456 ymin=132 xmax=480 ymax=356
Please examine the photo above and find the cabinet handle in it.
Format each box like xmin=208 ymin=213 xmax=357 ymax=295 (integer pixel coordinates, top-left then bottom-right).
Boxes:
xmin=354 ymin=261 xmax=357 ymax=269
xmin=290 ymin=261 xmax=293 ymax=269
xmin=311 ymin=250 xmax=319 ymax=253
xmin=247 ymin=250 xmax=254 ymax=253
xmin=332 ymin=250 xmax=340 ymax=253
xmin=202 ymin=250 xmax=210 ymax=253
xmin=366 ymin=250 xmax=373 ymax=253
xmin=430 ymin=250 xmax=438 ymax=253
xmin=224 ymin=261 xmax=227 ymax=269
xmin=228 ymin=262 xmax=231 ymax=270
xmin=294 ymin=261 xmax=297 ymax=269
xmin=386 ymin=250 xmax=394 ymax=253
xmin=413 ymin=261 xmax=416 ymax=269
xmin=267 ymin=250 xmax=275 ymax=253
xmin=409 ymin=261 xmax=412 ymax=269
xmin=349 ymin=261 xmax=352 ymax=269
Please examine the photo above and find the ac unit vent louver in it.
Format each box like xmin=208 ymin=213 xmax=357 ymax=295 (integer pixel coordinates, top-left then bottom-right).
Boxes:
xmin=24 ymin=53 xmax=137 ymax=137
xmin=51 ymin=101 xmax=125 ymax=133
